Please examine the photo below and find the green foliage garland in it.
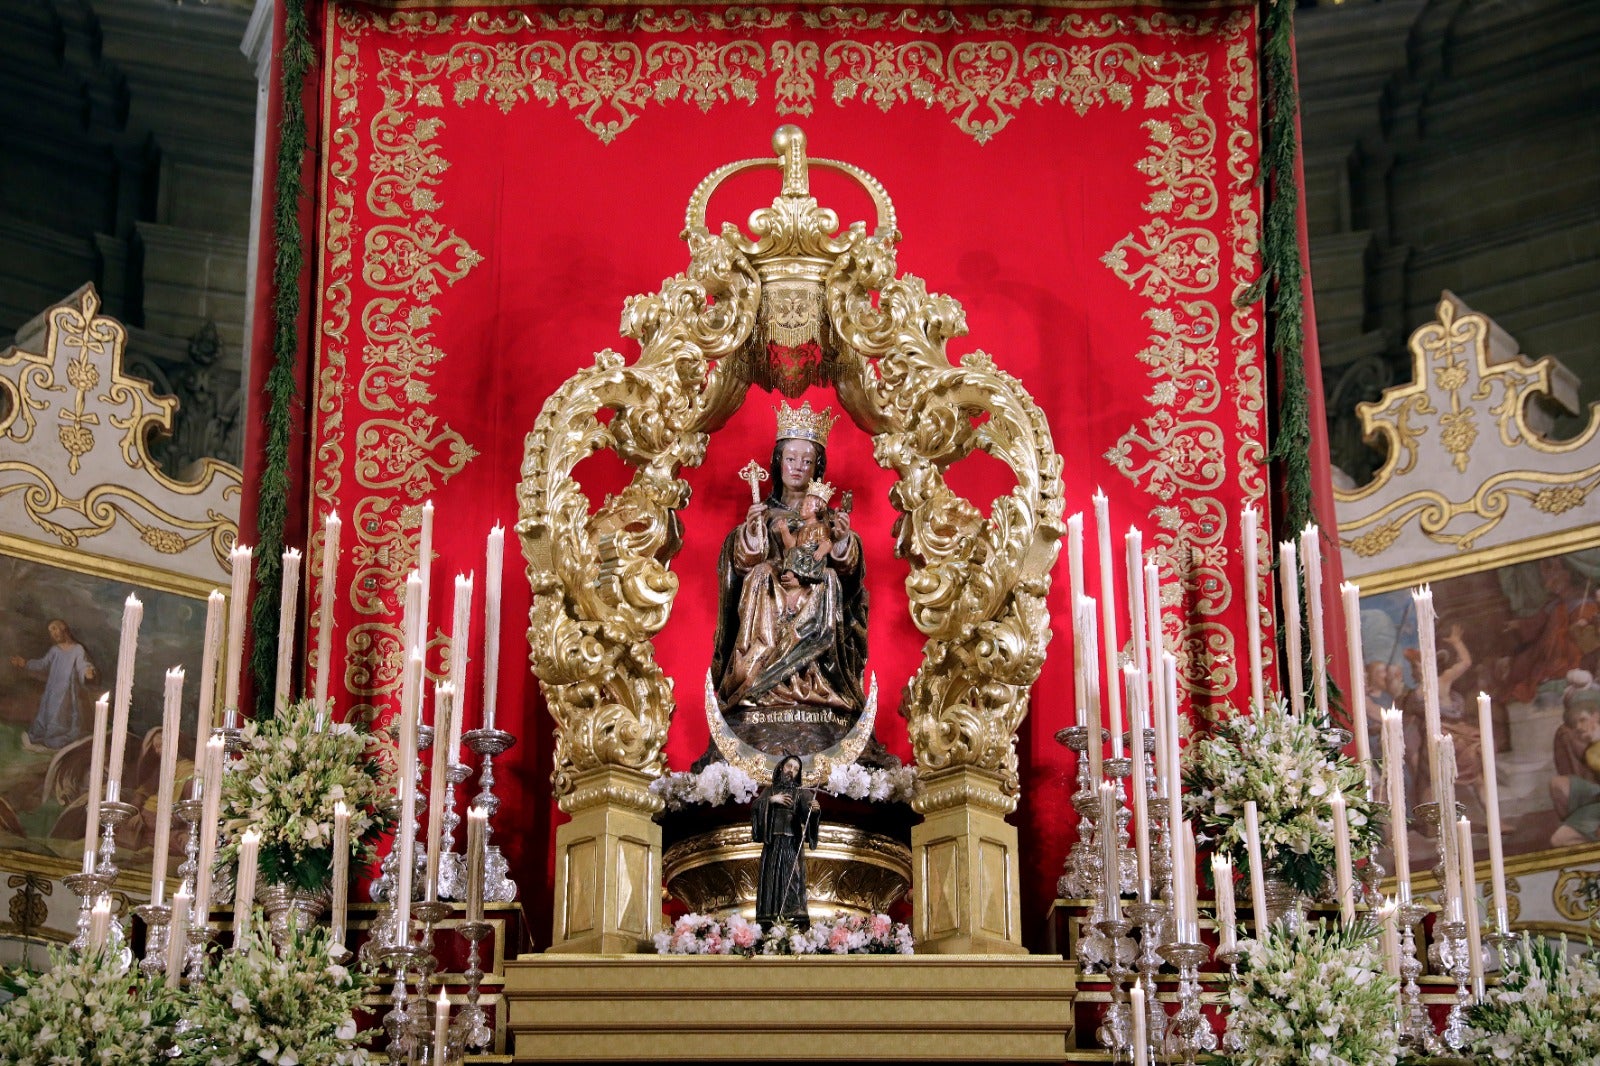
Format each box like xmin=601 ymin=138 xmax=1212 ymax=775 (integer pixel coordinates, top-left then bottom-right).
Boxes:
xmin=251 ymin=0 xmax=313 ymax=720
xmin=0 ymin=945 xmax=179 ymax=1065
xmin=1240 ymin=0 xmax=1313 ymax=536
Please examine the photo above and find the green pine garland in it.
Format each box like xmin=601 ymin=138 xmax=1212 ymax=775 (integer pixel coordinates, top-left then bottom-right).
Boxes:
xmin=1240 ymin=0 xmax=1313 ymax=536
xmin=252 ymin=0 xmax=313 ymax=719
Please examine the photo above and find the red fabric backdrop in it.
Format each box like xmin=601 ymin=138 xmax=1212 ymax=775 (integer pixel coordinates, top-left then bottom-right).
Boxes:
xmin=306 ymin=0 xmax=1266 ymax=949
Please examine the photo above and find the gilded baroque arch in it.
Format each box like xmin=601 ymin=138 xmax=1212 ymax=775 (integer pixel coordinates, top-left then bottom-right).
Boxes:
xmin=518 ymin=127 xmax=1062 ymax=953
xmin=517 ymin=126 xmax=1064 ymax=805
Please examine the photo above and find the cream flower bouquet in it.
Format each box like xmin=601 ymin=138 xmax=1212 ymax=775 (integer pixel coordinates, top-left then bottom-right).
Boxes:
xmin=220 ymin=697 xmax=391 ymax=892
xmin=1183 ymin=697 xmax=1381 ymax=897
xmin=1467 ymin=935 xmax=1600 ymax=1066
xmin=0 ymin=945 xmax=178 ymax=1064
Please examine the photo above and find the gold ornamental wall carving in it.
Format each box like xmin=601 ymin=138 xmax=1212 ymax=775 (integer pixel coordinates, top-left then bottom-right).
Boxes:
xmin=516 ymin=126 xmax=1065 ymax=803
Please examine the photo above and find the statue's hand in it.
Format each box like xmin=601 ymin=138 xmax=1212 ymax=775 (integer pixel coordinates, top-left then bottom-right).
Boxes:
xmin=779 ymin=572 xmax=800 ymax=590
xmin=830 ymin=509 xmax=852 ymax=540
xmin=771 ymin=792 xmax=794 ymax=807
xmin=745 ymin=502 xmax=767 ymax=531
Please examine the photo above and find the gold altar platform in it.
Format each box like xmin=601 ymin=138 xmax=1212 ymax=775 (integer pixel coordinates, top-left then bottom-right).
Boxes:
xmin=501 ymin=953 xmax=1077 ymax=1062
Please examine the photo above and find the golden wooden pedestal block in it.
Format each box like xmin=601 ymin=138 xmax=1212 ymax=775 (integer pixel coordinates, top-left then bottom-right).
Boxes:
xmin=503 ymin=953 xmax=1076 ymax=1061
xmin=549 ymin=767 xmax=662 ymax=954
xmin=911 ymin=768 xmax=1025 ymax=954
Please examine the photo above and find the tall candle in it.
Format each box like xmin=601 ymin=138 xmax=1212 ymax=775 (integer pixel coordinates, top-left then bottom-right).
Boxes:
xmin=1244 ymin=799 xmax=1269 ymax=940
xmin=1125 ymin=667 xmax=1151 ymax=902
xmin=1080 ymin=597 xmax=1104 ymax=782
xmin=402 ymin=570 xmax=423 ymax=658
xmin=1331 ymin=790 xmax=1355 ymax=925
xmin=233 ymin=827 xmax=261 ymax=946
xmin=1340 ymin=582 xmax=1374 ymax=796
xmin=1099 ymin=781 xmax=1121 ymax=921
xmin=1378 ymin=899 xmax=1400 ymax=980
xmin=1143 ymin=560 xmax=1161 ymax=732
xmin=448 ymin=574 xmax=473 ymax=764
xmin=192 ymin=736 xmax=226 ymax=924
xmin=149 ymin=667 xmax=185 ymax=905
xmin=88 ymin=898 xmax=111 ymax=952
xmin=81 ymin=692 xmax=110 ymax=874
xmin=223 ymin=544 xmax=253 ymax=713
xmin=1180 ymin=820 xmax=1200 ymax=942
xmin=1072 ymin=608 xmax=1089 ymax=729
xmin=417 ymin=500 xmax=435 ymax=650
xmin=1457 ymin=816 xmax=1485 ymax=1000
xmin=425 ymin=682 xmax=454 ymax=902
xmin=1300 ymin=525 xmax=1328 ymax=721
xmin=1092 ymin=491 xmax=1123 ymax=767
xmin=1381 ymin=709 xmax=1412 ymax=902
xmin=1067 ymin=513 xmax=1084 ymax=607
xmin=1278 ymin=541 xmax=1304 ymax=716
xmin=106 ymin=593 xmax=143 ymax=801
xmin=166 ymin=890 xmax=190 ymax=986
xmin=1242 ymin=505 xmax=1264 ymax=712
xmin=332 ymin=801 xmax=350 ymax=949
xmin=1130 ymin=983 xmax=1149 ymax=1064
xmin=274 ymin=548 xmax=302 ymax=708
xmin=192 ymin=590 xmax=225 ymax=797
xmin=314 ymin=510 xmax=341 ymax=708
xmin=1438 ymin=735 xmax=1463 ymax=923
xmin=1413 ymin=586 xmax=1444 ymax=799
xmin=1126 ymin=528 xmax=1148 ymax=736
xmin=433 ymin=987 xmax=451 ymax=1064
xmin=1475 ymin=694 xmax=1509 ymax=934
xmin=1163 ymin=653 xmax=1183 ymax=900
xmin=483 ymin=525 xmax=504 ymax=732
xmin=1212 ymin=853 xmax=1237 ymax=953
xmin=466 ymin=805 xmax=487 ymax=925
xmin=395 ymin=651 xmax=422 ymax=940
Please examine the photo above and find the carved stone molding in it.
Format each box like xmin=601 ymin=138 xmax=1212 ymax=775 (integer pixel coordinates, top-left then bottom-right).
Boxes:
xmin=0 ymin=285 xmax=242 ymax=583
xmin=1335 ymin=291 xmax=1598 ymax=586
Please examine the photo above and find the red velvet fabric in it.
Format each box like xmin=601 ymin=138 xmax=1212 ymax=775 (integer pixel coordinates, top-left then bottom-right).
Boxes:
xmin=307 ymin=0 xmax=1266 ymax=949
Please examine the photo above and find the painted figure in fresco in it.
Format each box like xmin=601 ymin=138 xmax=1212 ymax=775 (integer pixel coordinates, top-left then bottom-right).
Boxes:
xmin=1501 ymin=556 xmax=1599 ymax=704
xmin=1550 ymin=672 xmax=1600 ymax=847
xmin=710 ymin=401 xmax=871 ymax=757
xmin=9 ymin=619 xmax=97 ymax=752
xmin=752 ymin=754 xmax=819 ymax=926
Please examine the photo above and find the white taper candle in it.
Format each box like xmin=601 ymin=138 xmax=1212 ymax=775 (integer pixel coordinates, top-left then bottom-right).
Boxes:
xmin=1477 ymin=692 xmax=1508 ymax=934
xmin=1278 ymin=541 xmax=1304 ymax=716
xmin=483 ymin=525 xmax=504 ymax=732
xmin=193 ymin=590 xmax=225 ymax=796
xmin=223 ymin=544 xmax=253 ymax=713
xmin=81 ymin=692 xmax=110 ymax=874
xmin=314 ymin=510 xmax=341 ymax=707
xmin=149 ymin=667 xmax=185 ymax=905
xmin=1242 ymin=505 xmax=1264 ymax=712
xmin=106 ymin=593 xmax=143 ymax=801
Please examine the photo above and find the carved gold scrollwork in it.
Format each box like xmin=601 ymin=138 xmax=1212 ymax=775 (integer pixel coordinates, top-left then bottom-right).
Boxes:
xmin=519 ymin=128 xmax=1062 ymax=802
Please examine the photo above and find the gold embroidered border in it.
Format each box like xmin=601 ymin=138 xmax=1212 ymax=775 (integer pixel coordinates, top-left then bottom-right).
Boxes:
xmin=317 ymin=2 xmax=1265 ymax=716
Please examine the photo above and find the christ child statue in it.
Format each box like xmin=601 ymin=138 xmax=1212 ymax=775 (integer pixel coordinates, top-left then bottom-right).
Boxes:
xmin=774 ymin=480 xmax=836 ymax=616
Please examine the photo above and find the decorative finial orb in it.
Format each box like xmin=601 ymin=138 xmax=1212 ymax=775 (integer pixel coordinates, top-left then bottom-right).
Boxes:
xmin=773 ymin=124 xmax=805 ymax=156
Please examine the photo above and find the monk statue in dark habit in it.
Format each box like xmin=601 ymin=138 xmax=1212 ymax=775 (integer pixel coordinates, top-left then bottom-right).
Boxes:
xmin=752 ymin=754 xmax=819 ymax=926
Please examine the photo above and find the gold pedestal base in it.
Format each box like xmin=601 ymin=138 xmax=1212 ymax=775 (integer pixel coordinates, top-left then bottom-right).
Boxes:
xmin=503 ymin=953 xmax=1076 ymax=1061
xmin=550 ymin=767 xmax=662 ymax=954
xmin=911 ymin=768 xmax=1025 ymax=954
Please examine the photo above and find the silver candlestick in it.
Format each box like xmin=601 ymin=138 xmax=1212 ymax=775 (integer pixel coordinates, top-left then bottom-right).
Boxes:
xmin=134 ymin=902 xmax=172 ymax=977
xmin=1437 ymin=918 xmax=1473 ymax=1050
xmin=1094 ymin=916 xmax=1137 ymax=1052
xmin=464 ymin=727 xmax=519 ymax=903
xmin=1161 ymin=940 xmax=1213 ymax=1065
xmin=1396 ymin=899 xmax=1438 ymax=1053
xmin=457 ymin=918 xmax=495 ymax=1050
xmin=372 ymin=724 xmax=434 ymax=905
xmin=438 ymin=763 xmax=472 ymax=901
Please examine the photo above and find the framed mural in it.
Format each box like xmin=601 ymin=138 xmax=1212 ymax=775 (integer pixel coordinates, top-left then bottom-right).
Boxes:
xmin=1337 ymin=292 xmax=1600 ymax=931
xmin=1354 ymin=532 xmax=1600 ymax=886
xmin=0 ymin=532 xmax=220 ymax=880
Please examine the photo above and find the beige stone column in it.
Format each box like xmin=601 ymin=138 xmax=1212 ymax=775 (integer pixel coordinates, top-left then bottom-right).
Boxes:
xmin=548 ymin=766 xmax=662 ymax=954
xmin=910 ymin=767 xmax=1026 ymax=955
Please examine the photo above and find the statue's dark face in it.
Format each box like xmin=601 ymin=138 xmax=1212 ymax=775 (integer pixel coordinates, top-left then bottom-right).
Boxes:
xmin=778 ymin=440 xmax=818 ymax=493
xmin=775 ymin=757 xmax=801 ymax=786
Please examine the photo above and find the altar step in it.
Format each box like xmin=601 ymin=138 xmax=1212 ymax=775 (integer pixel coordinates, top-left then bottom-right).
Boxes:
xmin=501 ymin=953 xmax=1078 ymax=1062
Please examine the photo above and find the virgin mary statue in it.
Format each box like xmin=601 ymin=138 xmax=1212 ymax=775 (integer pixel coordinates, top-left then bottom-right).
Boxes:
xmin=706 ymin=401 xmax=880 ymax=762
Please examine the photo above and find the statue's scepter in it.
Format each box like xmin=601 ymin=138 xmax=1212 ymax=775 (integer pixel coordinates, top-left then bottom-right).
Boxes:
xmin=740 ymin=460 xmax=769 ymax=503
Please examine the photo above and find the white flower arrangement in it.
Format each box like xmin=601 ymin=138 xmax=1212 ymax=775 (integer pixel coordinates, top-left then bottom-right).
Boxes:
xmin=652 ymin=762 xmax=916 ymax=811
xmin=171 ymin=918 xmax=372 ymax=1066
xmin=0 ymin=945 xmax=178 ymax=1065
xmin=1467 ymin=935 xmax=1600 ymax=1066
xmin=1183 ymin=698 xmax=1380 ymax=897
xmin=653 ymin=912 xmax=914 ymax=956
xmin=1227 ymin=918 xmax=1400 ymax=1066
xmin=220 ymin=698 xmax=392 ymax=891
